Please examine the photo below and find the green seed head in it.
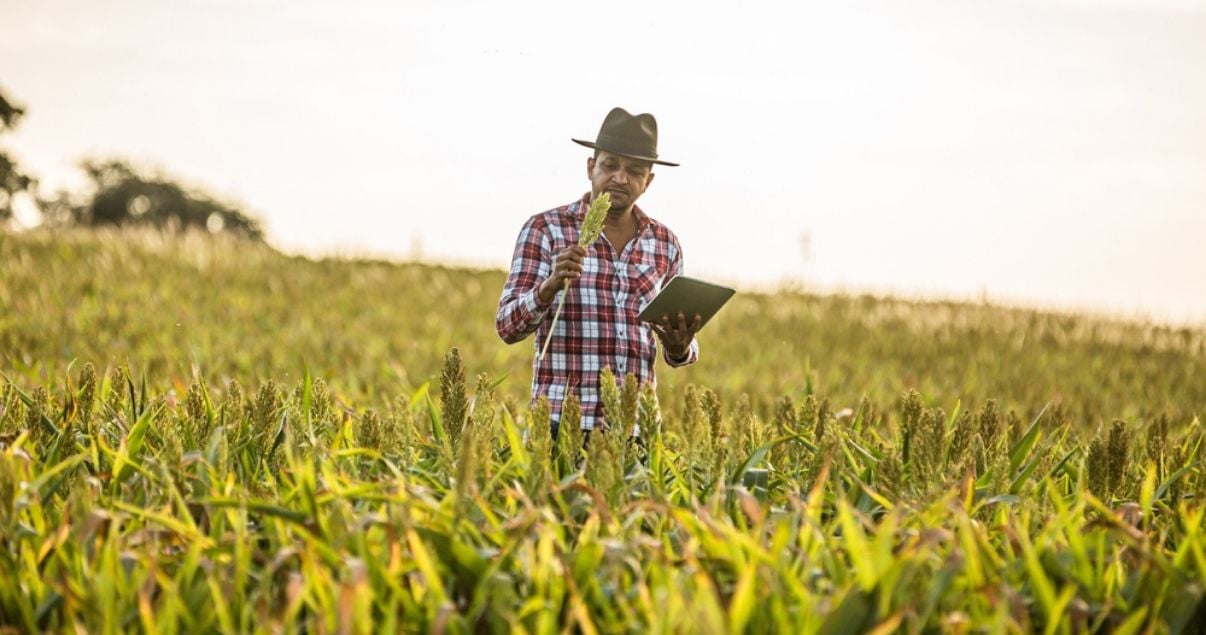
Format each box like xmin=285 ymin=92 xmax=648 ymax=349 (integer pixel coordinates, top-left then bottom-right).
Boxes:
xmin=77 ymin=362 xmax=97 ymax=428
xmin=526 ymin=396 xmax=553 ymax=498
xmin=702 ymin=388 xmax=722 ymax=445
xmin=556 ymin=393 xmax=585 ymax=472
xmin=637 ymin=383 xmax=660 ymax=446
xmin=0 ymin=451 xmax=20 ymax=535
xmin=441 ymin=347 xmax=468 ymax=447
xmin=1107 ymin=419 xmax=1130 ymax=497
xmin=977 ymin=400 xmax=1001 ymax=448
xmin=357 ymin=408 xmax=383 ymax=450
xmin=221 ymin=380 xmax=244 ymax=429
xmin=25 ymin=386 xmax=49 ymax=436
xmin=106 ymin=364 xmax=130 ymax=420
xmin=579 ymin=191 xmax=610 ymax=248
xmin=1086 ymin=435 xmax=1109 ymax=499
xmin=599 ymin=367 xmax=622 ymax=432
xmin=774 ymin=395 xmax=797 ymax=434
xmin=620 ymin=373 xmax=639 ymax=435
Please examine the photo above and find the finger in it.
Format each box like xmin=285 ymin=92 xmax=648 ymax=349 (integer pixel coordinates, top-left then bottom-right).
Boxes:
xmin=691 ymin=314 xmax=702 ymax=332
xmin=558 ymin=259 xmax=584 ymax=273
xmin=662 ymin=317 xmax=680 ymax=337
xmin=676 ymin=312 xmax=687 ymax=331
xmin=566 ymin=246 xmax=588 ymax=261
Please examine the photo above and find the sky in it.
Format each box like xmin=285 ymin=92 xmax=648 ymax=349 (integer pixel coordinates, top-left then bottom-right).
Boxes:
xmin=3 ymin=0 xmax=1205 ymax=325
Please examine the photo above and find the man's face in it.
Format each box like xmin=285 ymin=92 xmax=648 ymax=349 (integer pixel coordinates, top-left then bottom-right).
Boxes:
xmin=587 ymin=150 xmax=655 ymax=212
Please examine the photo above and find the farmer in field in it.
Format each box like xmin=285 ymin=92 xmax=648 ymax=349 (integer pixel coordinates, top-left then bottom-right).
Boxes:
xmin=496 ymin=107 xmax=701 ymax=434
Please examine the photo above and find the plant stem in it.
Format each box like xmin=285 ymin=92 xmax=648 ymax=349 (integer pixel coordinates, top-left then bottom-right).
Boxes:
xmin=539 ymin=279 xmax=571 ymax=362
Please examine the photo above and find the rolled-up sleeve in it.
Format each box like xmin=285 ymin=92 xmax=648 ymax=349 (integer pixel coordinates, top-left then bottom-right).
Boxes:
xmin=496 ymin=215 xmax=553 ymax=344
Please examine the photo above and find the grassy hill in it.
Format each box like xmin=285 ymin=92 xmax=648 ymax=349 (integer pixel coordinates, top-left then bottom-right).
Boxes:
xmin=2 ymin=229 xmax=1200 ymax=423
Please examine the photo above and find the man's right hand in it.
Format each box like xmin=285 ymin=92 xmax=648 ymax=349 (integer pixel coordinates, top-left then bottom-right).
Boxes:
xmin=538 ymin=245 xmax=588 ymax=305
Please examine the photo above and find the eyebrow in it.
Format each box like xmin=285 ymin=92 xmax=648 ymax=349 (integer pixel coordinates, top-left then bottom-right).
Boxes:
xmin=602 ymin=157 xmax=651 ymax=171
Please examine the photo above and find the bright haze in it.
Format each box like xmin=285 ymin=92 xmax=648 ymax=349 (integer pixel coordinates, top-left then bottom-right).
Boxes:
xmin=4 ymin=0 xmax=1204 ymax=325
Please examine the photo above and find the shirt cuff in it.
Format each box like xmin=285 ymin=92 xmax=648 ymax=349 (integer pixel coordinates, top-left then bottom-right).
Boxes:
xmin=663 ymin=339 xmax=699 ymax=367
xmin=522 ymin=287 xmax=552 ymax=322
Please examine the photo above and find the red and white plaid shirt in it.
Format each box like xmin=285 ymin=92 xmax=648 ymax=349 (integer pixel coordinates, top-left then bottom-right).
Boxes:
xmin=496 ymin=193 xmax=699 ymax=430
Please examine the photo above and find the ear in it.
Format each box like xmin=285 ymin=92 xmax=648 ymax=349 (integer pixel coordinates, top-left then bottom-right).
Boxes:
xmin=586 ymin=155 xmax=595 ymax=179
xmin=644 ymin=172 xmax=656 ymax=189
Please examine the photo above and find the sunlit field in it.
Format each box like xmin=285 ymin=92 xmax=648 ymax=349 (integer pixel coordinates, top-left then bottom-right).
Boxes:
xmin=1 ymin=230 xmax=1203 ymax=633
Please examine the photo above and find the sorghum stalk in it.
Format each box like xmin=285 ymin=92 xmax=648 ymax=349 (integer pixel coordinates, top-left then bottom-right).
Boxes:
xmin=540 ymin=192 xmax=610 ymax=361
xmin=440 ymin=347 xmax=468 ymax=448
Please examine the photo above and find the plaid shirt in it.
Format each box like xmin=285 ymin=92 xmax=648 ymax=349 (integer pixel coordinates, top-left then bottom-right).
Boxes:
xmin=496 ymin=193 xmax=699 ymax=430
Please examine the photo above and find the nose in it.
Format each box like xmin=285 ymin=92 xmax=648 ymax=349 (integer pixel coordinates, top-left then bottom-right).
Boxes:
xmin=611 ymin=171 xmax=628 ymax=185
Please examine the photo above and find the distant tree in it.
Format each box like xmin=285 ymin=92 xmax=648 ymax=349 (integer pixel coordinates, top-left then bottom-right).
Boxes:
xmin=56 ymin=159 xmax=265 ymax=241
xmin=0 ymin=88 xmax=36 ymax=222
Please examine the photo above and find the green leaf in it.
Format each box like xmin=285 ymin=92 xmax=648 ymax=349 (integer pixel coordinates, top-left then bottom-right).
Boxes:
xmin=426 ymin=394 xmax=445 ymax=446
xmin=1155 ymin=463 xmax=1195 ymax=501
xmin=407 ymin=528 xmax=449 ymax=604
xmin=1111 ymin=607 xmax=1149 ymax=635
xmin=1042 ymin=585 xmax=1076 ymax=635
xmin=728 ymin=561 xmax=758 ymax=633
xmin=1161 ymin=582 xmax=1204 ymax=634
xmin=300 ymin=365 xmax=313 ymax=435
xmin=198 ymin=498 xmax=311 ymax=525
xmin=1139 ymin=462 xmax=1158 ymax=523
xmin=34 ymin=591 xmax=63 ymax=631
xmin=409 ymin=381 xmax=431 ymax=410
xmin=487 ymin=373 xmax=510 ymax=392
xmin=1019 ymin=532 xmax=1057 ymax=620
xmin=1009 ymin=453 xmax=1046 ymax=495
xmin=126 ymin=401 xmax=158 ymax=458
xmin=819 ymin=587 xmax=874 ymax=635
xmin=836 ymin=500 xmax=877 ymax=591
xmin=113 ymin=402 xmax=161 ymax=484
xmin=730 ymin=442 xmax=773 ymax=486
xmin=499 ymin=409 xmax=527 ymax=466
xmin=1009 ymin=402 xmax=1049 ymax=473
xmin=268 ymin=411 xmax=288 ymax=458
xmin=448 ymin=539 xmax=490 ymax=580
xmin=26 ymin=453 xmax=87 ymax=496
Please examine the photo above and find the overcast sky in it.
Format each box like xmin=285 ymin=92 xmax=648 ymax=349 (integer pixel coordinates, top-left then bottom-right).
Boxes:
xmin=3 ymin=0 xmax=1204 ymax=324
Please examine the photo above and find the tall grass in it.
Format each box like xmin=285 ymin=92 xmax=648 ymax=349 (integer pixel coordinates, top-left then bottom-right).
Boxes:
xmin=0 ymin=357 xmax=1202 ymax=632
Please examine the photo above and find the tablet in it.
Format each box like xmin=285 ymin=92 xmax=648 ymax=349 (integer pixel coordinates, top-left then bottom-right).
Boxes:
xmin=637 ymin=275 xmax=736 ymax=329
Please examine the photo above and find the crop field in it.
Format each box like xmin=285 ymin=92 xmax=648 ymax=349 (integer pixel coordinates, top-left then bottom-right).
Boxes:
xmin=1 ymin=229 xmax=1204 ymax=633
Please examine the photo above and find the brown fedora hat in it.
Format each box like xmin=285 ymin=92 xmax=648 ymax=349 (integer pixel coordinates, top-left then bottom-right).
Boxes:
xmin=572 ymin=107 xmax=679 ymax=167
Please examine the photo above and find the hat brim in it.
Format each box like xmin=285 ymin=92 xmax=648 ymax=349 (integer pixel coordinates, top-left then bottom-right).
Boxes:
xmin=572 ymin=138 xmax=679 ymax=167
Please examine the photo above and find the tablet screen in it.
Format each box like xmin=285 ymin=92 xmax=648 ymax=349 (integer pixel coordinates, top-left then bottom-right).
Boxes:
xmin=637 ymin=276 xmax=736 ymax=329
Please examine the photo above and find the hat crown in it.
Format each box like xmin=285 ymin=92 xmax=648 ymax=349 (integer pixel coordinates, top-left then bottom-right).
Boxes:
xmin=572 ymin=107 xmax=678 ymax=166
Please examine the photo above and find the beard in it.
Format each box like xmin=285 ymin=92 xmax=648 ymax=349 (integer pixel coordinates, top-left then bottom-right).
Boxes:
xmin=605 ymin=187 xmax=631 ymax=208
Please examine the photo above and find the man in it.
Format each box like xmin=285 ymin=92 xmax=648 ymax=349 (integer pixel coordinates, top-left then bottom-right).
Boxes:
xmin=496 ymin=107 xmax=701 ymax=433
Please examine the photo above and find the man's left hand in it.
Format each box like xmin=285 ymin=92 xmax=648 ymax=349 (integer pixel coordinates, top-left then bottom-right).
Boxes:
xmin=652 ymin=312 xmax=701 ymax=360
